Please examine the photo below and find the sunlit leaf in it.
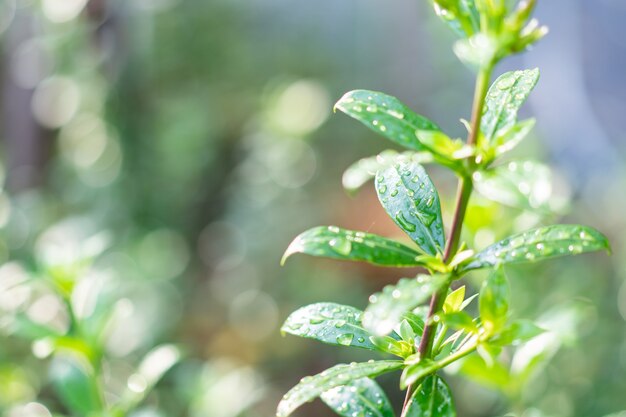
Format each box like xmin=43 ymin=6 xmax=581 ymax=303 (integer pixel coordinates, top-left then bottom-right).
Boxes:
xmin=490 ymin=319 xmax=545 ymax=346
xmin=481 ymin=69 xmax=539 ymax=145
xmin=401 ymin=359 xmax=437 ymax=389
xmin=491 ymin=118 xmax=536 ymax=157
xmin=282 ymin=303 xmax=377 ymax=350
xmin=457 ymin=353 xmax=511 ymax=389
xmin=342 ymin=150 xmax=433 ymax=193
xmin=370 ymin=335 xmax=413 ymax=358
xmin=479 ymin=268 xmax=509 ymax=334
xmin=415 ymin=131 xmax=475 ymax=161
xmin=282 ymin=226 xmax=425 ymax=268
xmin=49 ymin=355 xmax=103 ymax=415
xmin=398 ymin=319 xmax=417 ymax=343
xmin=11 ymin=314 xmax=63 ymax=340
xmin=118 ymin=345 xmax=182 ymax=412
xmin=432 ymin=0 xmax=479 ymax=38
xmin=276 ymin=361 xmax=403 ymax=417
xmin=454 ymin=33 xmax=498 ymax=69
xmin=321 ymin=378 xmax=395 ymax=417
xmin=441 ymin=311 xmax=478 ymax=333
xmin=335 ymin=90 xmax=441 ymax=152
xmin=473 ymin=160 xmax=553 ymax=211
xmin=405 ymin=375 xmax=456 ymax=417
xmin=376 ymin=161 xmax=445 ymax=255
xmin=462 ymin=225 xmax=610 ymax=271
xmin=402 ymin=312 xmax=426 ymax=336
xmin=363 ymin=275 xmax=449 ymax=336
xmin=443 ymin=286 xmax=466 ymax=314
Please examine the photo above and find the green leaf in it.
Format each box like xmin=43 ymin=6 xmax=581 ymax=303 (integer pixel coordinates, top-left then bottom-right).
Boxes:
xmin=49 ymin=354 xmax=103 ymax=415
xmin=405 ymin=375 xmax=456 ymax=417
xmin=376 ymin=161 xmax=445 ymax=255
xmin=402 ymin=312 xmax=426 ymax=336
xmin=490 ymin=319 xmax=545 ymax=346
xmin=282 ymin=226 xmax=426 ymax=268
xmin=454 ymin=34 xmax=498 ymax=69
xmin=321 ymin=378 xmax=395 ymax=417
xmin=443 ymin=286 xmax=466 ymax=314
xmin=479 ymin=268 xmax=509 ymax=334
xmin=398 ymin=320 xmax=417 ymax=343
xmin=363 ymin=275 xmax=449 ymax=336
xmin=276 ymin=361 xmax=403 ymax=417
xmin=281 ymin=303 xmax=377 ymax=350
xmin=11 ymin=314 xmax=64 ymax=340
xmin=441 ymin=311 xmax=478 ymax=333
xmin=463 ymin=225 xmax=610 ymax=271
xmin=481 ymin=69 xmax=539 ymax=145
xmin=342 ymin=150 xmax=433 ymax=193
xmin=335 ymin=90 xmax=441 ymax=152
xmin=432 ymin=0 xmax=479 ymax=38
xmin=401 ymin=359 xmax=436 ymax=389
xmin=457 ymin=353 xmax=511 ymax=389
xmin=491 ymin=118 xmax=536 ymax=157
xmin=473 ymin=160 xmax=554 ymax=211
xmin=118 ymin=345 xmax=182 ymax=413
xmin=415 ymin=131 xmax=475 ymax=161
xmin=370 ymin=336 xmax=413 ymax=358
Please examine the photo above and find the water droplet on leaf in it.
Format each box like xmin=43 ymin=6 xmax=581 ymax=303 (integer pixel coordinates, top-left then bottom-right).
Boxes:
xmin=329 ymin=237 xmax=352 ymax=256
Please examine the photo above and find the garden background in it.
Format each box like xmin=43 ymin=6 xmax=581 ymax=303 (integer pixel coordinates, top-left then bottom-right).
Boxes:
xmin=0 ymin=0 xmax=625 ymax=416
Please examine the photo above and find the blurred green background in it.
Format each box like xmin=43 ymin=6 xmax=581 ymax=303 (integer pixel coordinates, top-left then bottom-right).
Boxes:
xmin=0 ymin=0 xmax=625 ymax=416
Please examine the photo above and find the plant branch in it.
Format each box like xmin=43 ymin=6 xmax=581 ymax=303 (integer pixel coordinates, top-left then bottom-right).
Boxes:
xmin=417 ymin=64 xmax=492 ymax=362
xmin=401 ymin=64 xmax=493 ymax=415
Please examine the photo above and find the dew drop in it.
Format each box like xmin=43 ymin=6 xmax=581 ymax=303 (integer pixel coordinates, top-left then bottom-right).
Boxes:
xmin=395 ymin=213 xmax=417 ymax=232
xmin=335 ymin=320 xmax=347 ymax=328
xmin=392 ymin=289 xmax=402 ymax=299
xmin=391 ymin=189 xmax=399 ymax=197
xmin=378 ymin=185 xmax=387 ymax=194
xmin=357 ymin=337 xmax=365 ymax=343
xmin=388 ymin=110 xmax=404 ymax=119
xmin=417 ymin=212 xmax=436 ymax=227
xmin=497 ymin=76 xmax=516 ymax=90
xmin=329 ymin=237 xmax=352 ymax=256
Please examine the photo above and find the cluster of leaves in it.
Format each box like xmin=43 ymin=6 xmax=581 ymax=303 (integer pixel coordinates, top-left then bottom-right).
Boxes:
xmin=435 ymin=0 xmax=549 ymax=68
xmin=1 ymin=239 xmax=180 ymax=417
xmin=277 ymin=1 xmax=610 ymax=416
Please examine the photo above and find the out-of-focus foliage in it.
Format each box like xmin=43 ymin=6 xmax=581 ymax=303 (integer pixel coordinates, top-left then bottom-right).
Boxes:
xmin=0 ymin=0 xmax=624 ymax=416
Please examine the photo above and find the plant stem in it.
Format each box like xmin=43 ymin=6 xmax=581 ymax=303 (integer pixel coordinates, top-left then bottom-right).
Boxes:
xmin=401 ymin=64 xmax=493 ymax=415
xmin=417 ymin=64 xmax=492 ymax=361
